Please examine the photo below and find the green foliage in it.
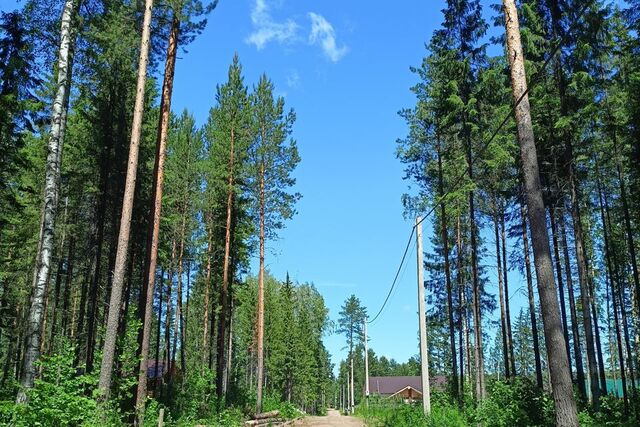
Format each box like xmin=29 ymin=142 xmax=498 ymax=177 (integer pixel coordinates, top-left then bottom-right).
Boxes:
xmin=166 ymin=368 xmax=217 ymax=421
xmin=0 ymin=342 xmax=108 ymax=426
xmin=356 ymin=397 xmax=467 ymax=427
xmin=577 ymin=394 xmax=637 ymax=427
xmin=262 ymin=394 xmax=301 ymax=420
xmin=476 ymin=378 xmax=554 ymax=427
xmin=234 ymin=275 xmax=332 ymax=415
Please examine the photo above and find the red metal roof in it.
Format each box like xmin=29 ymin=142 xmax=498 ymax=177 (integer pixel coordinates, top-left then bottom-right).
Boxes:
xmin=368 ymin=375 xmax=447 ymax=395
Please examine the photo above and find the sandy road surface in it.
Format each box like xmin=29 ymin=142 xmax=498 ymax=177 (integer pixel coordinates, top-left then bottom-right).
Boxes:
xmin=291 ymin=409 xmax=364 ymax=426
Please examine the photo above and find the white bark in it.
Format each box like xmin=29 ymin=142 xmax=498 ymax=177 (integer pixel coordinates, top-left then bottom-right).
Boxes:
xmin=17 ymin=0 xmax=77 ymax=404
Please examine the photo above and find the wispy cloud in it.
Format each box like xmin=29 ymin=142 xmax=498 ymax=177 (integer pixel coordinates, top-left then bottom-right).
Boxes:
xmin=286 ymin=69 xmax=300 ymax=88
xmin=308 ymin=12 xmax=348 ymax=62
xmin=246 ymin=0 xmax=299 ymax=50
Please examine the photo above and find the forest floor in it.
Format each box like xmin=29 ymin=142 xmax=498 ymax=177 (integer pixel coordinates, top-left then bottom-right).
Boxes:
xmin=291 ymin=409 xmax=364 ymax=426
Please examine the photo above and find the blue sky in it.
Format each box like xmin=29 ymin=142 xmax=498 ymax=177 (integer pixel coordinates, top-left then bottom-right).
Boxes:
xmin=5 ymin=0 xmax=627 ymax=374
xmin=0 ymin=0 xmax=536 ymax=374
xmin=164 ymin=0 xmax=517 ymax=372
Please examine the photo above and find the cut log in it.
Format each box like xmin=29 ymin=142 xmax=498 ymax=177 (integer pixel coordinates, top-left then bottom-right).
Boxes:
xmin=244 ymin=418 xmax=285 ymax=426
xmin=253 ymin=410 xmax=280 ymax=420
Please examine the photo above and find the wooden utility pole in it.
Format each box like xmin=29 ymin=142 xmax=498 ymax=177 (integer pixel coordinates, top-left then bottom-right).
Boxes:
xmin=501 ymin=1 xmax=578 ymax=425
xmin=350 ymin=358 xmax=354 ymax=413
xmin=416 ymin=217 xmax=431 ymax=415
xmin=363 ymin=318 xmax=370 ymax=407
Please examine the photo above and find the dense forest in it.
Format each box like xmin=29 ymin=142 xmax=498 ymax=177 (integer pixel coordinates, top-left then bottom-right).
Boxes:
xmin=3 ymin=0 xmax=640 ymax=426
xmin=0 ymin=0 xmax=333 ymax=425
xmin=337 ymin=0 xmax=640 ymax=426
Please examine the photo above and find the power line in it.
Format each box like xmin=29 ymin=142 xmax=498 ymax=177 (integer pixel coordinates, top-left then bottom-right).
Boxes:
xmin=367 ymin=227 xmax=415 ymax=324
xmin=367 ymin=1 xmax=595 ymax=325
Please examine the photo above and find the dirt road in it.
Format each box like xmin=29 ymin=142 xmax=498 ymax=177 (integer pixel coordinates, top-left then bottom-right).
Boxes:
xmin=291 ymin=409 xmax=364 ymax=426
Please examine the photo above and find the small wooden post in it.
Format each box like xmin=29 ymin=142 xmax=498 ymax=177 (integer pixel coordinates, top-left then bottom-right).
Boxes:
xmin=157 ymin=408 xmax=165 ymax=427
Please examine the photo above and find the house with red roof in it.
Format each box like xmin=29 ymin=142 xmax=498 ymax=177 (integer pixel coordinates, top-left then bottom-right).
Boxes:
xmin=367 ymin=376 xmax=447 ymax=403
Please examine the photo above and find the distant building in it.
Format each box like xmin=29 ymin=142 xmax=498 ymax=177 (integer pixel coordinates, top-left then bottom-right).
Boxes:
xmin=367 ymin=376 xmax=447 ymax=403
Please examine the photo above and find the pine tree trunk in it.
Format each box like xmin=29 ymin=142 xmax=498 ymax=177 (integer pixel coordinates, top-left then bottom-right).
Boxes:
xmin=17 ymin=0 xmax=77 ymax=403
xmin=155 ymin=268 xmax=164 ymax=394
xmin=436 ymin=141 xmax=458 ymax=400
xmin=549 ymin=206 xmax=572 ymax=380
xmin=74 ymin=272 xmax=89 ymax=365
xmin=256 ymin=163 xmax=266 ymax=413
xmin=98 ymin=0 xmax=154 ymax=399
xmin=457 ymin=216 xmax=471 ymax=389
xmin=590 ymin=274 xmax=607 ymax=395
xmin=596 ymin=165 xmax=628 ymax=411
xmin=613 ymin=137 xmax=640 ymax=314
xmin=602 ymin=183 xmax=638 ymax=392
xmin=494 ymin=207 xmax=510 ymax=378
xmin=202 ymin=226 xmax=212 ymax=369
xmin=61 ymin=237 xmax=75 ymax=338
xmin=520 ymin=204 xmax=543 ymax=388
xmin=467 ymin=149 xmax=485 ymax=399
xmin=569 ymin=174 xmax=600 ymax=407
xmin=559 ymin=211 xmax=587 ymax=399
xmin=135 ymin=15 xmax=179 ymax=419
xmin=502 ymin=1 xmax=578 ymax=424
xmin=176 ymin=231 xmax=186 ymax=375
xmin=85 ymin=108 xmax=113 ymax=373
xmin=165 ymin=239 xmax=176 ymax=377
xmin=500 ymin=207 xmax=516 ymax=376
xmin=225 ymin=298 xmax=234 ymax=392
xmin=217 ymin=127 xmax=235 ymax=400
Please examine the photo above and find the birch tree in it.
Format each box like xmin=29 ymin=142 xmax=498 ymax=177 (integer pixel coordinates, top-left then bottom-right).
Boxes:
xmin=16 ymin=0 xmax=79 ymax=404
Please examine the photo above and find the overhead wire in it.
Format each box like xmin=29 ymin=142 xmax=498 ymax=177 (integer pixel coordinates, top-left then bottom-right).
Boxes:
xmin=366 ymin=1 xmax=595 ymax=325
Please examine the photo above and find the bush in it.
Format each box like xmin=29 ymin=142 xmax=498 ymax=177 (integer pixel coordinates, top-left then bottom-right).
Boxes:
xmin=355 ymin=397 xmax=467 ymax=427
xmin=578 ymin=394 xmax=638 ymax=427
xmin=0 ymin=343 xmax=119 ymax=427
xmin=476 ymin=378 xmax=555 ymax=427
xmin=262 ymin=394 xmax=301 ymax=419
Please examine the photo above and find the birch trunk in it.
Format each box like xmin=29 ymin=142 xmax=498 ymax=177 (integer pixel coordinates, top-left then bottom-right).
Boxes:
xmin=98 ymin=0 xmax=154 ymax=398
xmin=502 ymin=1 xmax=578 ymax=424
xmin=17 ymin=0 xmax=78 ymax=403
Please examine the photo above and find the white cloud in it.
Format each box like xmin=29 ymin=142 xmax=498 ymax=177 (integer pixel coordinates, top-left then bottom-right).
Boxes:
xmin=286 ymin=69 xmax=300 ymax=88
xmin=308 ymin=12 xmax=348 ymax=62
xmin=246 ymin=0 xmax=299 ymax=50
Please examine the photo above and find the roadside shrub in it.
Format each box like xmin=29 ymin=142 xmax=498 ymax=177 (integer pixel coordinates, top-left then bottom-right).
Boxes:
xmin=262 ymin=394 xmax=301 ymax=419
xmin=476 ymin=378 xmax=554 ymax=427
xmin=0 ymin=343 xmax=108 ymax=427
xmin=356 ymin=397 xmax=467 ymax=427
